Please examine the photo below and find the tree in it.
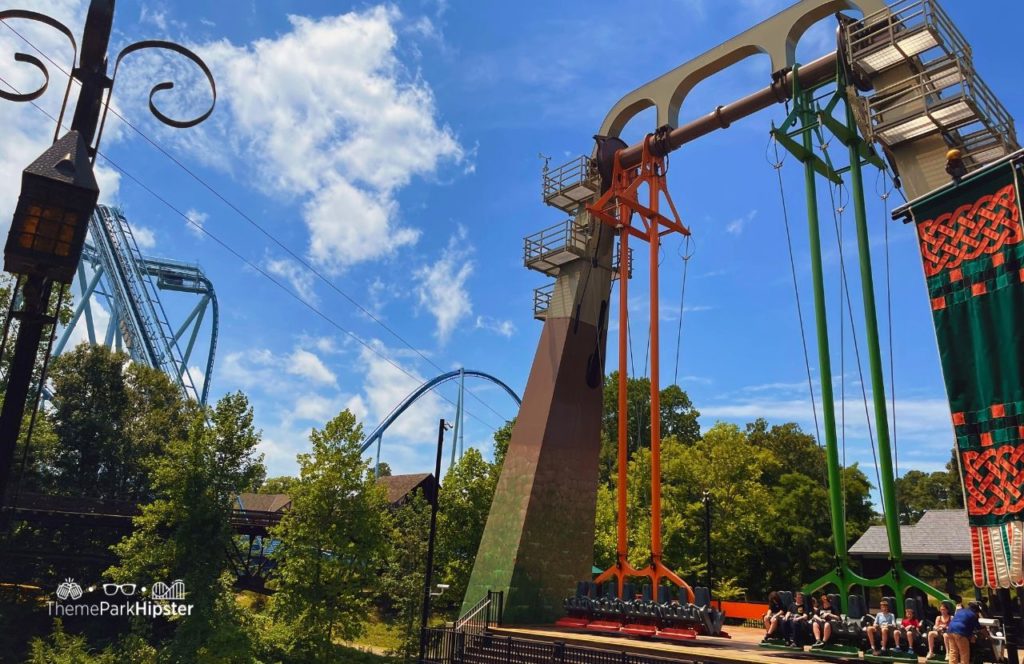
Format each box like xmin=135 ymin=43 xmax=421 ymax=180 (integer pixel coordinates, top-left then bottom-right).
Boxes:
xmin=896 ymin=453 xmax=963 ymax=524
xmin=491 ymin=420 xmax=514 ymax=469
xmin=260 ymin=475 xmax=297 ymax=495
xmin=109 ymin=392 xmax=264 ymax=662
xmin=436 ymin=448 xmax=499 ymax=612
xmin=35 ymin=345 xmax=193 ymax=500
xmin=377 ymin=493 xmax=430 ymax=662
xmin=592 ymin=419 xmax=877 ymax=599
xmin=600 ymin=373 xmax=700 ymax=483
xmin=270 ymin=410 xmax=389 ymax=661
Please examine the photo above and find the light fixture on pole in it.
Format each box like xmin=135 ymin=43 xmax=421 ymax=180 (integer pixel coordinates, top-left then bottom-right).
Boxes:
xmin=5 ymin=131 xmax=98 ymax=282
xmin=0 ymin=0 xmax=216 ymax=503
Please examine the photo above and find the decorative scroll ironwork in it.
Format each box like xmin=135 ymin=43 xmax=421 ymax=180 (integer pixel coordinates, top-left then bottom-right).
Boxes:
xmin=0 ymin=9 xmax=78 ymax=140
xmin=0 ymin=8 xmax=216 ymax=152
xmin=94 ymin=40 xmax=217 ymax=152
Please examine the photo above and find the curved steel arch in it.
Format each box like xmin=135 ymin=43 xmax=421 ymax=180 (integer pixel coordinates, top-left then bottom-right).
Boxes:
xmin=359 ymin=369 xmax=521 ymax=454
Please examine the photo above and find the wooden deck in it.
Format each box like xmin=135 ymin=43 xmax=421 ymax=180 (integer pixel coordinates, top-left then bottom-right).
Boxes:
xmin=490 ymin=625 xmax=845 ymax=663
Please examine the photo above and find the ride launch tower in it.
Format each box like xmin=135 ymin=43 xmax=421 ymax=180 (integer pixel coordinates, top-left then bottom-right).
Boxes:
xmin=464 ymin=0 xmax=1024 ymax=635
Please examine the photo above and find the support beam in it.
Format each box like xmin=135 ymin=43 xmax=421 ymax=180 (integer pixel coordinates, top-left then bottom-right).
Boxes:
xmin=616 ymin=53 xmax=842 ymax=169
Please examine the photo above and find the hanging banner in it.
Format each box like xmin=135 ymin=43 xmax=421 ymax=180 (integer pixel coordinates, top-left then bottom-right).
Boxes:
xmin=909 ymin=161 xmax=1024 ymax=588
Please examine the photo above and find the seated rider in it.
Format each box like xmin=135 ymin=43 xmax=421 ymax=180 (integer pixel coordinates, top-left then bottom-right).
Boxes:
xmin=785 ymin=591 xmax=811 ymax=647
xmin=926 ymin=601 xmax=953 ymax=660
xmin=866 ymin=599 xmax=897 ymax=655
xmin=764 ymin=591 xmax=786 ymax=640
xmin=812 ymin=594 xmax=840 ymax=647
xmin=894 ymin=606 xmax=922 ymax=655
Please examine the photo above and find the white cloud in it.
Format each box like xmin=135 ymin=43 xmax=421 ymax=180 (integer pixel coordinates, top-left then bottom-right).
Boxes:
xmin=292 ymin=392 xmax=345 ymax=421
xmin=266 ymin=256 xmax=318 ymax=305
xmin=286 ymin=348 xmax=337 ymax=386
xmin=354 ymin=340 xmax=445 ymax=441
xmin=475 ymin=315 xmax=516 ymax=338
xmin=184 ymin=208 xmax=208 ymax=238
xmin=139 ymin=6 xmax=168 ymax=31
xmin=129 ymin=224 xmax=157 ymax=250
xmin=414 ymin=228 xmax=473 ymax=343
xmin=726 ymin=209 xmax=757 ymax=236
xmin=168 ymin=6 xmax=464 ymax=273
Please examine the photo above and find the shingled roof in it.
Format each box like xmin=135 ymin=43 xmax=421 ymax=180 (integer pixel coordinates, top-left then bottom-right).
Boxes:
xmin=234 ymin=492 xmax=292 ymax=513
xmin=232 ymin=473 xmax=437 ymax=513
xmin=848 ymin=510 xmax=971 ymax=559
xmin=378 ymin=473 xmax=436 ymax=506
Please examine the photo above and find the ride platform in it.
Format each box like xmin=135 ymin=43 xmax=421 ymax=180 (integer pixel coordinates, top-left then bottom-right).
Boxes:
xmin=490 ymin=625 xmax=848 ymax=664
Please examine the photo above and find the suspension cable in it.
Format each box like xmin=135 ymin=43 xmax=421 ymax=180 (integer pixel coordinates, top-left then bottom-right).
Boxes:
xmin=877 ymin=167 xmax=899 ymax=483
xmin=818 ymin=138 xmax=884 ymax=504
xmin=768 ymin=135 xmax=822 ymax=447
xmin=673 ymin=237 xmax=694 ymax=385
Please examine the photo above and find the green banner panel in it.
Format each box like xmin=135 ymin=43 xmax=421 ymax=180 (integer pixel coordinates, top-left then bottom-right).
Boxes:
xmin=909 ymin=161 xmax=1024 ymax=589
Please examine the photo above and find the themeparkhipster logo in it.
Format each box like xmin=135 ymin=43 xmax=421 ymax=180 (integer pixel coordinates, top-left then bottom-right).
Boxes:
xmin=48 ymin=578 xmax=194 ymax=618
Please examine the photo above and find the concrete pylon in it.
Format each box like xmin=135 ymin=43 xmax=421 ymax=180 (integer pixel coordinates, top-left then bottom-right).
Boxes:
xmin=461 ymin=212 xmax=613 ymax=623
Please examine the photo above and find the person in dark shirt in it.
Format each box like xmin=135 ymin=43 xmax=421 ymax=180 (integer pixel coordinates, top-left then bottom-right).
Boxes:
xmin=785 ymin=591 xmax=810 ymax=647
xmin=945 ymin=601 xmax=981 ymax=664
xmin=763 ymin=591 xmax=786 ymax=640
xmin=812 ymin=594 xmax=840 ymax=647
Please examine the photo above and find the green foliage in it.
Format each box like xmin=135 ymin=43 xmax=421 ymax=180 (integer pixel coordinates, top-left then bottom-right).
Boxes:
xmin=108 ymin=392 xmax=264 ymax=661
xmin=260 ymin=475 xmax=297 ymax=495
xmin=377 ymin=494 xmax=430 ymax=661
xmin=26 ymin=621 xmax=158 ymax=664
xmin=34 ymin=345 xmax=194 ymax=500
xmin=270 ymin=409 xmax=390 ymax=661
xmin=896 ymin=452 xmax=963 ymax=524
xmin=27 ymin=621 xmax=116 ymax=664
xmin=593 ymin=417 xmax=877 ymax=599
xmin=436 ymin=448 xmax=499 ymax=613
xmin=491 ymin=420 xmax=513 ymax=469
xmin=712 ymin=577 xmax=747 ymax=601
xmin=600 ymin=374 xmax=700 ymax=481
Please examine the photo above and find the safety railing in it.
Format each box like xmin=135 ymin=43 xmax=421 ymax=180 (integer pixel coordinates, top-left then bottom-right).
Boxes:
xmin=542 ymin=155 xmax=600 ymax=211
xmin=421 ymin=628 xmax=681 ymax=664
xmin=454 ymin=590 xmax=503 ymax=634
xmin=867 ymin=54 xmax=1016 ymax=149
xmin=523 ymin=218 xmax=590 ymax=275
xmin=533 ymin=282 xmax=554 ymax=320
xmin=846 ymin=0 xmax=968 ymax=75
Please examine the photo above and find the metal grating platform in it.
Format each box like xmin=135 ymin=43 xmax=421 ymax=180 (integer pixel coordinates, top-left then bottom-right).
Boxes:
xmin=543 ymin=155 xmax=600 ymax=211
xmin=523 ymin=218 xmax=590 ymax=275
xmin=846 ymin=0 xmax=967 ymax=75
xmin=867 ymin=54 xmax=1016 ymax=151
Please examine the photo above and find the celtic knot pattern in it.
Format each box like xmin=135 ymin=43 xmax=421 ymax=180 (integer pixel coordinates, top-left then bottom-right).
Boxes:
xmin=917 ymin=184 xmax=1022 ymax=277
xmin=963 ymin=445 xmax=1024 ymax=517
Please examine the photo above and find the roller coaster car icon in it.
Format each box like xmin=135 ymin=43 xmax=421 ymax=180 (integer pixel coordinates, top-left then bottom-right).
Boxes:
xmin=56 ymin=578 xmax=83 ymax=601
xmin=151 ymin=580 xmax=186 ymax=601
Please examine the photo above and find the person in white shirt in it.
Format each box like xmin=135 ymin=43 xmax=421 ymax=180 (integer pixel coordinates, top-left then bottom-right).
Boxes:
xmin=866 ymin=599 xmax=897 ymax=655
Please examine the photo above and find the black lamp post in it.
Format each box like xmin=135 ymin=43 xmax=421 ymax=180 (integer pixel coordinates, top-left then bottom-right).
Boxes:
xmin=701 ymin=489 xmax=712 ymax=597
xmin=0 ymin=0 xmax=215 ymax=503
xmin=419 ymin=418 xmax=449 ymax=663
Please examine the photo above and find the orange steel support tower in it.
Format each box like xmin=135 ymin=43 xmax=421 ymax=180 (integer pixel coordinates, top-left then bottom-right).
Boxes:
xmin=589 ymin=130 xmax=692 ymax=600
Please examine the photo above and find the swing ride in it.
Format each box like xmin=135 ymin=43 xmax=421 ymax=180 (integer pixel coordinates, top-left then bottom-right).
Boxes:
xmin=459 ymin=0 xmax=1023 ymax=661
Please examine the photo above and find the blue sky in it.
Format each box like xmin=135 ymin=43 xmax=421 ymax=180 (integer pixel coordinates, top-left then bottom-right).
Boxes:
xmin=2 ymin=0 xmax=1022 ymax=496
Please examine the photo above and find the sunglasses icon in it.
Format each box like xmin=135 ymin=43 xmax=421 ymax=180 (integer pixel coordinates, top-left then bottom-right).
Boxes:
xmin=102 ymin=583 xmax=136 ymax=596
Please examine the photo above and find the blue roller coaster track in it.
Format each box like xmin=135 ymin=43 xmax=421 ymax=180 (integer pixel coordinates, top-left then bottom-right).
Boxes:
xmin=52 ymin=205 xmax=218 ymax=404
xmin=360 ymin=368 xmax=522 ymax=472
